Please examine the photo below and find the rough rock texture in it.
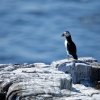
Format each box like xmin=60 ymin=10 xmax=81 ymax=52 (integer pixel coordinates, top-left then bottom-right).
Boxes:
xmin=51 ymin=57 xmax=99 ymax=84
xmin=0 ymin=63 xmax=72 ymax=100
xmin=0 ymin=57 xmax=100 ymax=100
xmin=51 ymin=57 xmax=100 ymax=100
xmin=90 ymin=62 xmax=100 ymax=87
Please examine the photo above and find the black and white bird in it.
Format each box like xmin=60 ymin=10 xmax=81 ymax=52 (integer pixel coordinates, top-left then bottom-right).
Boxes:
xmin=62 ymin=31 xmax=78 ymax=60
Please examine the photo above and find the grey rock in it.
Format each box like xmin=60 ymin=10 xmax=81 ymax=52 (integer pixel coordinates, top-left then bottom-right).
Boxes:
xmin=0 ymin=57 xmax=100 ymax=100
xmin=51 ymin=57 xmax=100 ymax=84
xmin=0 ymin=63 xmax=72 ymax=100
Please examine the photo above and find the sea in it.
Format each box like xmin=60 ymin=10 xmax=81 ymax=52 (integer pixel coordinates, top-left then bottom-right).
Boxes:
xmin=0 ymin=0 xmax=100 ymax=64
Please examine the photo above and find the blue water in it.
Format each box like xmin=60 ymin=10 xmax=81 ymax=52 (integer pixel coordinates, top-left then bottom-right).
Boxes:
xmin=0 ymin=0 xmax=100 ymax=64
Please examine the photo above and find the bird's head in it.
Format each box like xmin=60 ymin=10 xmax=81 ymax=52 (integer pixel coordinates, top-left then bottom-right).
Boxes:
xmin=61 ymin=31 xmax=71 ymax=37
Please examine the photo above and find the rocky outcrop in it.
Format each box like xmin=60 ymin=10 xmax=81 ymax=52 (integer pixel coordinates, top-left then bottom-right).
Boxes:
xmin=0 ymin=57 xmax=100 ymax=100
xmin=90 ymin=62 xmax=100 ymax=87
xmin=51 ymin=57 xmax=99 ymax=85
xmin=0 ymin=63 xmax=72 ymax=100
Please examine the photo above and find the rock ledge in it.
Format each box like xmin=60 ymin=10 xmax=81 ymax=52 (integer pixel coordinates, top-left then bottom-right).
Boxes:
xmin=0 ymin=57 xmax=100 ymax=100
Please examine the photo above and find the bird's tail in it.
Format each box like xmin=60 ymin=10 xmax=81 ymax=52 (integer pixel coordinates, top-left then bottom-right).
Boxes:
xmin=73 ymin=54 xmax=78 ymax=60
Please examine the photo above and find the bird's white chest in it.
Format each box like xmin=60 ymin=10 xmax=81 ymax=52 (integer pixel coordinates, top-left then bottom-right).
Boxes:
xmin=64 ymin=40 xmax=69 ymax=55
xmin=64 ymin=40 xmax=67 ymax=48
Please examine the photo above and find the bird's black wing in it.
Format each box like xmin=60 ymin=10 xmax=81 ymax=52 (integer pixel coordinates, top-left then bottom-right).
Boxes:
xmin=67 ymin=42 xmax=78 ymax=59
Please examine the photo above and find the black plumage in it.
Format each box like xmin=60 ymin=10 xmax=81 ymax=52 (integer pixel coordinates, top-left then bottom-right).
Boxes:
xmin=66 ymin=36 xmax=78 ymax=59
xmin=62 ymin=31 xmax=78 ymax=60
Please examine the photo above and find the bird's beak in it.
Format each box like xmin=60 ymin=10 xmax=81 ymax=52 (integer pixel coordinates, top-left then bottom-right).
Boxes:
xmin=61 ymin=33 xmax=65 ymax=37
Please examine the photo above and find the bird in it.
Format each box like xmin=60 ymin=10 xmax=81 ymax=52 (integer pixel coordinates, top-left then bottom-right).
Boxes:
xmin=62 ymin=31 xmax=78 ymax=60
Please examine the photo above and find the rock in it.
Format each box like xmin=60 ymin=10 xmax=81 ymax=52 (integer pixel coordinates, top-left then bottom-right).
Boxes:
xmin=90 ymin=62 xmax=100 ymax=88
xmin=51 ymin=57 xmax=99 ymax=84
xmin=0 ymin=57 xmax=100 ymax=100
xmin=0 ymin=63 xmax=72 ymax=100
xmin=78 ymin=57 xmax=98 ymax=63
xmin=0 ymin=92 xmax=6 ymax=100
xmin=33 ymin=63 xmax=50 ymax=68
